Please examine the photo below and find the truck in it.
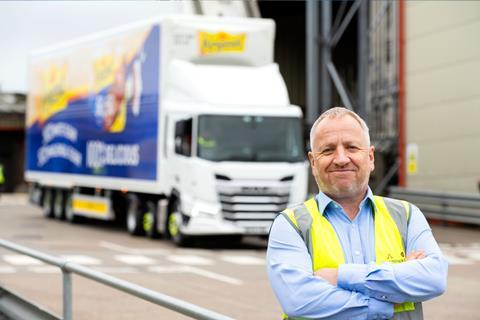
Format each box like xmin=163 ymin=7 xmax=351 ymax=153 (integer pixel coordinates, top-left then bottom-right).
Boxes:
xmin=25 ymin=15 xmax=308 ymax=246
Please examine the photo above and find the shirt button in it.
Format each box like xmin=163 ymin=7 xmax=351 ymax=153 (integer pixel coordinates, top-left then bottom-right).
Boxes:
xmin=381 ymin=295 xmax=387 ymax=299
xmin=355 ymin=250 xmax=361 ymax=256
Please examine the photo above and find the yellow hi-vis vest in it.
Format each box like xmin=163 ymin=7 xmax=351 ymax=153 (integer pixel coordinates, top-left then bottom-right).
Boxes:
xmin=280 ymin=196 xmax=423 ymax=320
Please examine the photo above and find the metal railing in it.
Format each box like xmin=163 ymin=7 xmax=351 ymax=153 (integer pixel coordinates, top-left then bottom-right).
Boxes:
xmin=389 ymin=187 xmax=480 ymax=225
xmin=0 ymin=239 xmax=234 ymax=320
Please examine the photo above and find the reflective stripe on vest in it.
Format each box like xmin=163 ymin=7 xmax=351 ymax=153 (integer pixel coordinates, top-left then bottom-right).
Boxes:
xmin=280 ymin=196 xmax=423 ymax=320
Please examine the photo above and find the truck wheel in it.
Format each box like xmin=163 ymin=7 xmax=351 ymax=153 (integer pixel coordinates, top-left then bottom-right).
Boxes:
xmin=167 ymin=200 xmax=190 ymax=247
xmin=144 ymin=200 xmax=160 ymax=239
xmin=127 ymin=194 xmax=145 ymax=236
xmin=42 ymin=188 xmax=54 ymax=218
xmin=53 ymin=190 xmax=66 ymax=220
xmin=65 ymin=191 xmax=78 ymax=223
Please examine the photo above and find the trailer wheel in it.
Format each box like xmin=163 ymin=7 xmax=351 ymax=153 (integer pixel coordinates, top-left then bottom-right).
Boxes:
xmin=144 ymin=200 xmax=160 ymax=239
xmin=127 ymin=194 xmax=145 ymax=236
xmin=167 ymin=200 xmax=190 ymax=247
xmin=42 ymin=188 xmax=54 ymax=218
xmin=65 ymin=191 xmax=79 ymax=223
xmin=53 ymin=189 xmax=66 ymax=220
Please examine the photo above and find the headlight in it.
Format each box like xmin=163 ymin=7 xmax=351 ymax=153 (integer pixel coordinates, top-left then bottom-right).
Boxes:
xmin=191 ymin=203 xmax=220 ymax=218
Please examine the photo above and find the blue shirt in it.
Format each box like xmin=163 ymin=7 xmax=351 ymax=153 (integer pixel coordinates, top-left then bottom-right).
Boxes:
xmin=267 ymin=188 xmax=448 ymax=320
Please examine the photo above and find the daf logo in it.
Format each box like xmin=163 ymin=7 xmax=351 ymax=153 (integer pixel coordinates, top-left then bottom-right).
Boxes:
xmin=242 ymin=186 xmax=269 ymax=193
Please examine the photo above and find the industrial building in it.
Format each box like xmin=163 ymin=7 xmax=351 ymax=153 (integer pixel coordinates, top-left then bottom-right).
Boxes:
xmin=0 ymin=0 xmax=479 ymax=198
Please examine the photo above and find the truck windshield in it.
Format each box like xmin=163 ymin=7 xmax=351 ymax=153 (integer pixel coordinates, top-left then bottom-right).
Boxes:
xmin=197 ymin=115 xmax=304 ymax=162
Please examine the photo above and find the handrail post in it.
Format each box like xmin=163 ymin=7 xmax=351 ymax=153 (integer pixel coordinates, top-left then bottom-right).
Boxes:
xmin=62 ymin=268 xmax=72 ymax=320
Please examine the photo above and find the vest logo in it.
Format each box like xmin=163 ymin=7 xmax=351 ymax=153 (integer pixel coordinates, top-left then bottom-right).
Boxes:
xmin=386 ymin=252 xmax=406 ymax=263
xmin=199 ymin=31 xmax=246 ymax=55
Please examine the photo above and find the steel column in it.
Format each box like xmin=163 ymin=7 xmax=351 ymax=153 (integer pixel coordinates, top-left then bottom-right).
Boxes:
xmin=320 ymin=0 xmax=332 ymax=112
xmin=306 ymin=0 xmax=320 ymax=125
xmin=357 ymin=0 xmax=368 ymax=120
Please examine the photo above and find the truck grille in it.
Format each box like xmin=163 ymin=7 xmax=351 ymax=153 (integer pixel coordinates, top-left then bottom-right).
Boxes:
xmin=215 ymin=178 xmax=291 ymax=223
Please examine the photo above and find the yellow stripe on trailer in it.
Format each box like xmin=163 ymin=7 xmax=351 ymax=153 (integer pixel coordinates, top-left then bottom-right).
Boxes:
xmin=73 ymin=198 xmax=108 ymax=215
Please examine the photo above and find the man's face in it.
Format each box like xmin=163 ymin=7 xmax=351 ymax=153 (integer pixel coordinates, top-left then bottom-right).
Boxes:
xmin=308 ymin=115 xmax=375 ymax=201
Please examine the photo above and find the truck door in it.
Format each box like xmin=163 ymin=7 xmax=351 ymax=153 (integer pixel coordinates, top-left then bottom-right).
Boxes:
xmin=171 ymin=117 xmax=195 ymax=207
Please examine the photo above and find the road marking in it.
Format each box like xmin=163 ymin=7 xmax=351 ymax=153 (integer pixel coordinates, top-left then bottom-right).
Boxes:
xmin=99 ymin=241 xmax=168 ymax=255
xmin=0 ymin=266 xmax=16 ymax=274
xmin=114 ymin=255 xmax=156 ymax=265
xmin=462 ymin=251 xmax=480 ymax=261
xmin=220 ymin=255 xmax=265 ymax=265
xmin=186 ymin=266 xmax=243 ymax=285
xmin=61 ymin=255 xmax=101 ymax=265
xmin=454 ymin=246 xmax=480 ymax=261
xmin=148 ymin=265 xmax=243 ymax=285
xmin=28 ymin=266 xmax=60 ymax=273
xmin=149 ymin=265 xmax=188 ymax=274
xmin=3 ymin=255 xmax=43 ymax=266
xmin=94 ymin=267 xmax=138 ymax=274
xmin=166 ymin=255 xmax=213 ymax=266
xmin=443 ymin=254 xmax=474 ymax=265
xmin=439 ymin=243 xmax=480 ymax=265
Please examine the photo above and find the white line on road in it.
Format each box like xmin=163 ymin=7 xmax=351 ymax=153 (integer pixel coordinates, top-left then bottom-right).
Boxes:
xmin=443 ymin=254 xmax=474 ymax=265
xmin=114 ymin=255 xmax=157 ymax=265
xmin=148 ymin=265 xmax=243 ymax=285
xmin=454 ymin=247 xmax=480 ymax=261
xmin=3 ymin=255 xmax=43 ymax=266
xmin=220 ymin=255 xmax=265 ymax=265
xmin=148 ymin=265 xmax=188 ymax=273
xmin=94 ymin=267 xmax=139 ymax=274
xmin=166 ymin=255 xmax=213 ymax=266
xmin=0 ymin=266 xmax=16 ymax=273
xmin=461 ymin=252 xmax=480 ymax=261
xmin=99 ymin=241 xmax=168 ymax=255
xmin=187 ymin=266 xmax=243 ymax=285
xmin=61 ymin=255 xmax=102 ymax=265
xmin=28 ymin=266 xmax=60 ymax=274
xmin=439 ymin=243 xmax=480 ymax=265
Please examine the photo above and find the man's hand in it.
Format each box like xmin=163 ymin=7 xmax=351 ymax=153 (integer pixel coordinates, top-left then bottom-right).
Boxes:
xmin=407 ymin=250 xmax=426 ymax=261
xmin=314 ymin=268 xmax=338 ymax=286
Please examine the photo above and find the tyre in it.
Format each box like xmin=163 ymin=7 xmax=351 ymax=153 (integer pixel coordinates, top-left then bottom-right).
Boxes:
xmin=28 ymin=183 xmax=42 ymax=205
xmin=53 ymin=189 xmax=66 ymax=220
xmin=144 ymin=200 xmax=160 ymax=239
xmin=167 ymin=200 xmax=190 ymax=247
xmin=127 ymin=194 xmax=145 ymax=236
xmin=65 ymin=191 xmax=79 ymax=223
xmin=42 ymin=188 xmax=54 ymax=218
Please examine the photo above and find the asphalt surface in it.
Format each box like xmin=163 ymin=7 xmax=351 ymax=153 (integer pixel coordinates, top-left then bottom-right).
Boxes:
xmin=0 ymin=194 xmax=479 ymax=320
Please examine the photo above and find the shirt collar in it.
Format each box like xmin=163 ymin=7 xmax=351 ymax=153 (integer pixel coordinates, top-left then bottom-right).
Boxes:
xmin=314 ymin=187 xmax=375 ymax=215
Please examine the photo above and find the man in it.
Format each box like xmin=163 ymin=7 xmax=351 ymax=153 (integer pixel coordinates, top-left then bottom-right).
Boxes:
xmin=267 ymin=107 xmax=447 ymax=319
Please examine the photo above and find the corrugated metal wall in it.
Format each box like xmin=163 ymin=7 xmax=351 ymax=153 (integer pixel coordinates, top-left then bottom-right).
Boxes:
xmin=405 ymin=1 xmax=480 ymax=193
